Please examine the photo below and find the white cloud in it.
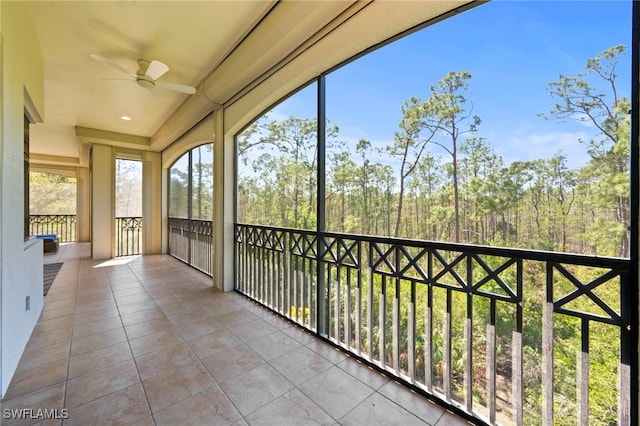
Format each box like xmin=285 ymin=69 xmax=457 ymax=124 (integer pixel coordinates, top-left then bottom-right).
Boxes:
xmin=503 ymin=130 xmax=592 ymax=168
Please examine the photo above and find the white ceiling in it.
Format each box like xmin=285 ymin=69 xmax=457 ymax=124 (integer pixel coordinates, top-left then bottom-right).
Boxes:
xmin=25 ymin=1 xmax=474 ymax=168
xmin=27 ymin=1 xmax=277 ymax=161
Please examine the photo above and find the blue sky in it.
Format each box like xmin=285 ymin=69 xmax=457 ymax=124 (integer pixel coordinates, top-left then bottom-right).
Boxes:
xmin=270 ymin=0 xmax=632 ymax=171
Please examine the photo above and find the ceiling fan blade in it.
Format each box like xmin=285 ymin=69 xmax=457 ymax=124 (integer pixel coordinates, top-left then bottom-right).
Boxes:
xmin=149 ymin=87 xmax=165 ymax=99
xmin=156 ymin=81 xmax=197 ymax=94
xmin=101 ymin=79 xmax=135 ymax=83
xmin=90 ymin=54 xmax=135 ymax=78
xmin=146 ymin=60 xmax=169 ymax=80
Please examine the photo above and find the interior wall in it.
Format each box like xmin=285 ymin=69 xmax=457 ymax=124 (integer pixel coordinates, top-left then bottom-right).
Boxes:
xmin=0 ymin=1 xmax=45 ymax=398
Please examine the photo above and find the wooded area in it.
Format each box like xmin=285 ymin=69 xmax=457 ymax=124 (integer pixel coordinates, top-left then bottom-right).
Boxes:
xmin=238 ymin=45 xmax=630 ymax=259
xmin=29 ymin=171 xmax=76 ymax=214
xmin=169 ymin=144 xmax=214 ymax=220
xmin=236 ymin=45 xmax=631 ymax=424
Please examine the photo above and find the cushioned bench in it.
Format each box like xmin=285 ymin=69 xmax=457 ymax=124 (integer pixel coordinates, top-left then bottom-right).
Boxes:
xmin=36 ymin=234 xmax=59 ymax=252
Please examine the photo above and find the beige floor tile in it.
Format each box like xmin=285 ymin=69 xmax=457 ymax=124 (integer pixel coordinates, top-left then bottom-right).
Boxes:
xmin=65 ymin=359 xmax=139 ymax=409
xmin=306 ymin=340 xmax=349 ymax=364
xmin=188 ymin=328 xmax=240 ymax=359
xmin=244 ymin=388 xmax=337 ymax=426
xmin=157 ymin=299 xmax=204 ymax=316
xmin=142 ymin=359 xmax=216 ymax=413
xmin=72 ymin=316 xmax=123 ymax=338
xmin=4 ymin=359 xmax=68 ymax=400
xmin=74 ymin=301 xmax=119 ymax=315
xmin=70 ymin=327 xmax=128 ymax=356
xmin=116 ymin=300 xmax=158 ymax=315
xmin=113 ymin=292 xmax=154 ymax=306
xmin=42 ymin=299 xmax=75 ymax=313
xmin=215 ymin=308 xmax=258 ymax=327
xmin=227 ymin=318 xmax=278 ymax=343
xmin=25 ymin=328 xmax=73 ymax=350
xmin=65 ymin=383 xmax=150 ymax=426
xmin=270 ymin=346 xmax=334 ymax=386
xmin=34 ymin=315 xmax=74 ymax=332
xmin=130 ymin=416 xmax=156 ymax=426
xmin=378 ymin=380 xmax=447 ymax=425
xmin=153 ymin=385 xmax=242 ymax=426
xmin=0 ymin=382 xmax=66 ymax=426
xmin=134 ymin=342 xmax=197 ymax=381
xmin=112 ymin=286 xmax=150 ymax=298
xmin=199 ymin=343 xmax=264 ymax=382
xmin=298 ymin=366 xmax=374 ymax=420
xmin=119 ymin=306 xmax=166 ymax=326
xmin=282 ymin=324 xmax=318 ymax=345
xmin=16 ymin=341 xmax=71 ymax=374
xmin=337 ymin=357 xmax=390 ymax=390
xmin=172 ymin=318 xmax=222 ymax=341
xmin=68 ymin=341 xmax=132 ymax=379
xmin=247 ymin=330 xmax=302 ymax=361
xmin=123 ymin=316 xmax=175 ymax=340
xmin=73 ymin=306 xmax=120 ymax=324
xmin=219 ymin=364 xmax=294 ymax=416
xmin=129 ymin=329 xmax=185 ymax=358
xmin=340 ymin=392 xmax=428 ymax=425
xmin=39 ymin=306 xmax=75 ymax=322
xmin=434 ymin=411 xmax=475 ymax=426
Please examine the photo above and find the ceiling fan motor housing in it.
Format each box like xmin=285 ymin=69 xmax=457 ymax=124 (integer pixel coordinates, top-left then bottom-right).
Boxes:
xmin=136 ymin=75 xmax=156 ymax=89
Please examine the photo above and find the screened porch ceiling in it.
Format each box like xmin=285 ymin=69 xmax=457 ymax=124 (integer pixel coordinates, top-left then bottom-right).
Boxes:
xmin=26 ymin=0 xmax=476 ymax=170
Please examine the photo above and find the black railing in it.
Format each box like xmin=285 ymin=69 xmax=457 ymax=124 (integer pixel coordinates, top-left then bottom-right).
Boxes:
xmin=235 ymin=223 xmax=633 ymax=425
xmin=168 ymin=217 xmax=213 ymax=275
xmin=115 ymin=217 xmax=142 ymax=256
xmin=29 ymin=214 xmax=76 ymax=242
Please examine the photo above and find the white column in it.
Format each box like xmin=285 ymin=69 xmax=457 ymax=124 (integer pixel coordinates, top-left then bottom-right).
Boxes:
xmin=91 ymin=144 xmax=114 ymax=259
xmin=76 ymin=166 xmax=90 ymax=242
xmin=213 ymin=108 xmax=235 ymax=291
xmin=142 ymin=151 xmax=162 ymax=254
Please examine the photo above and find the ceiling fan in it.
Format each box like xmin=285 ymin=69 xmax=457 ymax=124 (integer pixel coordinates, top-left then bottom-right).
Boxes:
xmin=90 ymin=54 xmax=196 ymax=97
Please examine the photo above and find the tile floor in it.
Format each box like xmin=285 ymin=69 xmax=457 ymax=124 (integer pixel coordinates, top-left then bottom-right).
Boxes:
xmin=1 ymin=243 xmax=472 ymax=426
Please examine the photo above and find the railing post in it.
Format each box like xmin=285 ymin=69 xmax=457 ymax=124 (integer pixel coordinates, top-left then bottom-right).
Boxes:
xmin=542 ymin=263 xmax=554 ymax=426
xmin=513 ymin=259 xmax=524 ymax=425
xmin=317 ymin=75 xmax=327 ymax=337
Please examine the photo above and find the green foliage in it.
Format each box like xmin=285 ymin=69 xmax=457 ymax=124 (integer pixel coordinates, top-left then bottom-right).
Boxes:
xmin=30 ymin=171 xmax=76 ymax=214
xmin=236 ymin=45 xmax=629 ymax=425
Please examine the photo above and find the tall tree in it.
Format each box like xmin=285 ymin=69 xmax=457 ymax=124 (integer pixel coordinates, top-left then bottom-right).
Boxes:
xmin=389 ymin=97 xmax=439 ymax=237
xmin=417 ymin=71 xmax=481 ymax=242
xmin=543 ymin=45 xmax=630 ymax=256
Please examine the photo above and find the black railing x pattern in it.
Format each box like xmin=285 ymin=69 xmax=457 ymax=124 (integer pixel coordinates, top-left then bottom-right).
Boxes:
xmin=29 ymin=214 xmax=76 ymax=242
xmin=235 ymin=223 xmax=631 ymax=425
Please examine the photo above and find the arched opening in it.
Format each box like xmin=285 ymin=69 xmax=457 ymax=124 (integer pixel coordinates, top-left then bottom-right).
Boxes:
xmin=167 ymin=143 xmax=214 ymax=274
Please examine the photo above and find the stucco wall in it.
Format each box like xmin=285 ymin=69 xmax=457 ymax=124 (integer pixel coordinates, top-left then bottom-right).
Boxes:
xmin=0 ymin=2 xmax=45 ymax=397
xmin=91 ymin=144 xmax=114 ymax=260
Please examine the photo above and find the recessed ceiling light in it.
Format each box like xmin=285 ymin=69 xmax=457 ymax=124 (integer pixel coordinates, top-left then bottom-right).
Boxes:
xmin=121 ymin=115 xmax=132 ymax=121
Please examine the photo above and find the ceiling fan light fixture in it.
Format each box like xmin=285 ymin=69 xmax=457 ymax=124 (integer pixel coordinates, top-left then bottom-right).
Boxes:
xmin=136 ymin=76 xmax=156 ymax=90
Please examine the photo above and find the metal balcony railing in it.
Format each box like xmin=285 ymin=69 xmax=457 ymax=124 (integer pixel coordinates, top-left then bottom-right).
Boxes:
xmin=168 ymin=217 xmax=213 ymax=275
xmin=235 ymin=222 xmax=633 ymax=425
xmin=115 ymin=217 xmax=142 ymax=256
xmin=29 ymin=214 xmax=76 ymax=242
